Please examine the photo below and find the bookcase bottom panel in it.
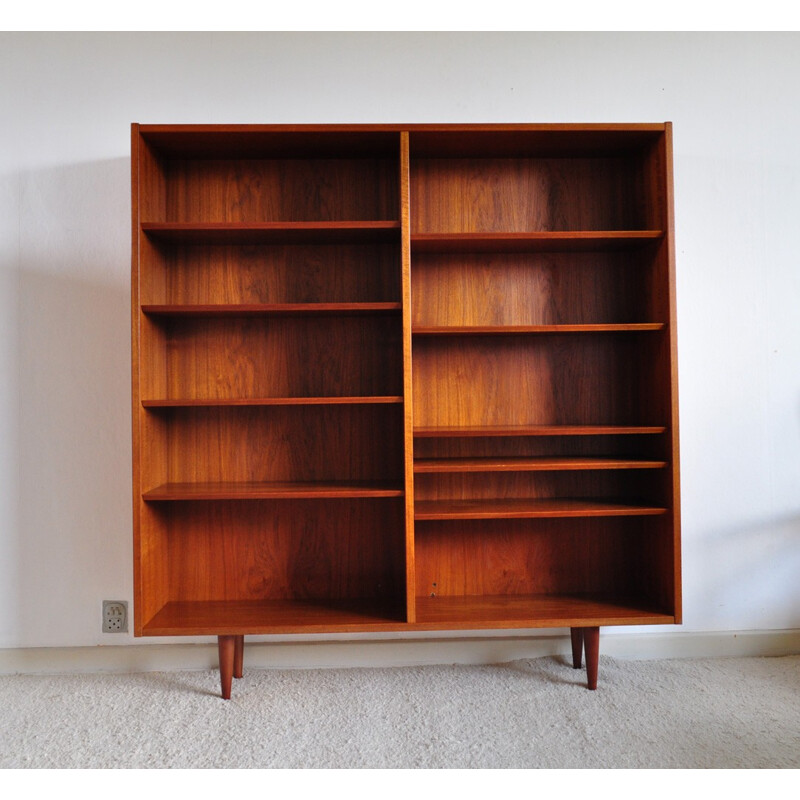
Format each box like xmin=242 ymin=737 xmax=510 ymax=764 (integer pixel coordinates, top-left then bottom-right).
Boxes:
xmin=141 ymin=594 xmax=673 ymax=635
xmin=143 ymin=598 xmax=407 ymax=635
xmin=413 ymin=594 xmax=675 ymax=629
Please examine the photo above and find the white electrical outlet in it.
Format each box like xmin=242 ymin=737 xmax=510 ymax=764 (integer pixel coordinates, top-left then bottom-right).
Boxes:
xmin=102 ymin=600 xmax=128 ymax=633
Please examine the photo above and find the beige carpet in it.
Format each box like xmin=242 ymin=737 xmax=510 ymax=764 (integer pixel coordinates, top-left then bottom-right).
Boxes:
xmin=1 ymin=654 xmax=798 ymax=768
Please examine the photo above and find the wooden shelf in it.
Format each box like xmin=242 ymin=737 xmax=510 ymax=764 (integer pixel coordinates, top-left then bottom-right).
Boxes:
xmin=411 ymin=231 xmax=664 ymax=253
xmin=414 ymin=457 xmax=667 ymax=473
xmin=413 ymin=425 xmax=667 ymax=438
xmin=413 ymin=324 xmax=665 ymax=335
xmin=414 ymin=594 xmax=675 ymax=629
xmin=143 ymin=481 xmax=404 ymax=501
xmin=143 ymin=599 xmax=407 ymax=636
xmin=414 ymin=498 xmax=667 ymax=520
xmin=142 ymin=303 xmax=402 ymax=317
xmin=141 ymin=221 xmax=401 ymax=244
xmin=142 ymin=396 xmax=404 ymax=408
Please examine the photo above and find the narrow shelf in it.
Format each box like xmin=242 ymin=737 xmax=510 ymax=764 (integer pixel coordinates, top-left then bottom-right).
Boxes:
xmin=142 ymin=396 xmax=404 ymax=408
xmin=143 ymin=598 xmax=407 ymax=636
xmin=414 ymin=594 xmax=675 ymax=629
xmin=143 ymin=481 xmax=404 ymax=501
xmin=414 ymin=498 xmax=667 ymax=520
xmin=414 ymin=425 xmax=667 ymax=438
xmin=413 ymin=323 xmax=665 ymax=335
xmin=414 ymin=456 xmax=667 ymax=473
xmin=142 ymin=303 xmax=402 ymax=317
xmin=141 ymin=220 xmax=400 ymax=244
xmin=411 ymin=231 xmax=664 ymax=253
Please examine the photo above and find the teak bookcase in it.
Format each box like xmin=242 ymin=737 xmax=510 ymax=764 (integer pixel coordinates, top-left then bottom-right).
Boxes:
xmin=131 ymin=123 xmax=681 ymax=698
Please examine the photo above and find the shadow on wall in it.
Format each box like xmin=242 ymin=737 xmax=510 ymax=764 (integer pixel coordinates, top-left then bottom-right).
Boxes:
xmin=15 ymin=156 xmax=132 ymax=647
xmin=692 ymin=511 xmax=800 ymax=631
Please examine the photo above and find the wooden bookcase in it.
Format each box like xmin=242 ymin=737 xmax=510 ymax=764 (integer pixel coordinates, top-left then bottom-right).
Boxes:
xmin=131 ymin=124 xmax=680 ymax=698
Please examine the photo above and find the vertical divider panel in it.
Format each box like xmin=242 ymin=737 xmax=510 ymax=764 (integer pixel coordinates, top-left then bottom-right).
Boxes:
xmin=400 ymin=132 xmax=416 ymax=622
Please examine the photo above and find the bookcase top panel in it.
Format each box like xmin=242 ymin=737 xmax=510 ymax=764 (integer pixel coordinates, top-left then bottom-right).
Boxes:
xmin=136 ymin=123 xmax=668 ymax=159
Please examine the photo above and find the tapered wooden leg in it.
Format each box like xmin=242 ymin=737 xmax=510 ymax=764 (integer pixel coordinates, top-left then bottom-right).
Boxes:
xmin=233 ymin=635 xmax=244 ymax=679
xmin=584 ymin=626 xmax=600 ymax=690
xmin=570 ymin=627 xmax=584 ymax=669
xmin=218 ymin=635 xmax=235 ymax=700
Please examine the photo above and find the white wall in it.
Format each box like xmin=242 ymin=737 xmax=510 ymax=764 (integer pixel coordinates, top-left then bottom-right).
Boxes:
xmin=1 ymin=32 xmax=798 ymax=653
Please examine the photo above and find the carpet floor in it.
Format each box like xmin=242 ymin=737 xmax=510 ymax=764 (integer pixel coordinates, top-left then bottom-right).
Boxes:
xmin=1 ymin=654 xmax=798 ymax=768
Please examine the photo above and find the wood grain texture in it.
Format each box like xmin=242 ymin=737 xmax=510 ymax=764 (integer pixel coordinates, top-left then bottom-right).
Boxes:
xmin=411 ymin=249 xmax=658 ymax=327
xmin=142 ymin=303 xmax=401 ymax=317
xmin=142 ymin=221 xmax=400 ymax=245
xmin=411 ymin=231 xmax=663 ymax=253
xmin=142 ymin=396 xmax=403 ymax=407
xmin=412 ymin=431 xmax=667 ymax=463
xmin=413 ymin=325 xmax=664 ymax=335
xmin=410 ymin=158 xmax=648 ymax=233
xmin=414 ymin=499 xmax=666 ymax=520
xmin=663 ymin=123 xmax=683 ymax=623
xmin=144 ymin=481 xmax=403 ymax=500
xmin=144 ymin=598 xmax=408 ymax=635
xmin=414 ymin=516 xmax=658 ymax=599
xmin=407 ymin=125 xmax=665 ymax=159
xmin=162 ymin=159 xmax=398 ymax=223
xmin=142 ymin=595 xmax=672 ymax=635
xmin=155 ymin=404 xmax=403 ymax=484
xmin=163 ymin=498 xmax=406 ymax=604
xmin=159 ymin=316 xmax=401 ymax=400
xmin=400 ymin=131 xmax=417 ymax=622
xmin=143 ymin=240 xmax=399 ymax=307
xmin=131 ymin=124 xmax=144 ymax=634
xmin=414 ymin=456 xmax=666 ymax=473
xmin=414 ymin=468 xmax=663 ymax=503
xmin=412 ymin=334 xmax=664 ymax=428
xmin=413 ymin=596 xmax=673 ymax=629
xmin=413 ymin=425 xmax=666 ymax=438
xmin=140 ymin=127 xmax=401 ymax=159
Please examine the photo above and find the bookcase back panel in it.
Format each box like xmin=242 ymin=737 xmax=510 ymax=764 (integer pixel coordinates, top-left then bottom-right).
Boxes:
xmin=412 ymin=334 xmax=664 ymax=428
xmin=162 ymin=159 xmax=399 ymax=223
xmin=159 ymin=316 xmax=402 ymax=399
xmin=410 ymin=157 xmax=647 ymax=233
xmin=161 ymin=405 xmax=404 ymax=483
xmin=414 ymin=470 xmax=664 ymax=505
xmin=415 ymin=517 xmax=650 ymax=598
xmin=411 ymin=251 xmax=655 ymax=326
xmin=412 ymin=433 xmax=666 ymax=461
xmin=145 ymin=243 xmax=401 ymax=305
xmin=164 ymin=499 xmax=406 ymax=602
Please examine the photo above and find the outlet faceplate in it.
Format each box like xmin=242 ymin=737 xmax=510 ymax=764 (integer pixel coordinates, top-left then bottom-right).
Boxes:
xmin=102 ymin=600 xmax=128 ymax=633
